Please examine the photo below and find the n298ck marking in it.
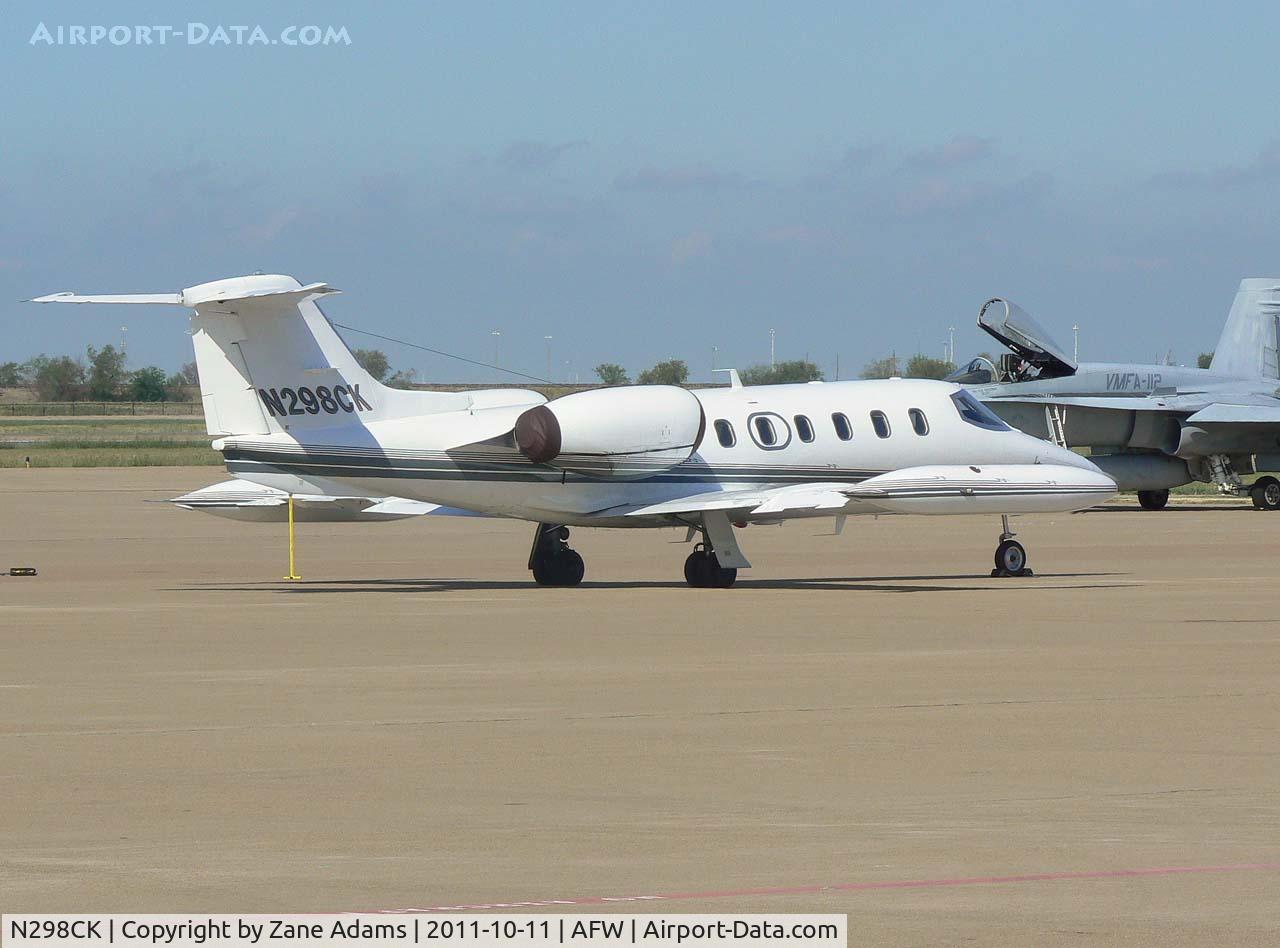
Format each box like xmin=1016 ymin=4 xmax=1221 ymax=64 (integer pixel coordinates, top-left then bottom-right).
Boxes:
xmin=258 ymin=384 xmax=372 ymax=417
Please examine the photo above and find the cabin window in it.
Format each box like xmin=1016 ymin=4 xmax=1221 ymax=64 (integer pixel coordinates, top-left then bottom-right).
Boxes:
xmin=747 ymin=412 xmax=791 ymax=450
xmin=714 ymin=419 xmax=736 ymax=448
xmin=870 ymin=410 xmax=891 ymax=438
xmin=909 ymin=408 xmax=929 ymax=436
xmin=794 ymin=414 xmax=814 ymax=443
xmin=831 ymin=412 xmax=852 ymax=441
xmin=950 ymin=390 xmax=1011 ymax=431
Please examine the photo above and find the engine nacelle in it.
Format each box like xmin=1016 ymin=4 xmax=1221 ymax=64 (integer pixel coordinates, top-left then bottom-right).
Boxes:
xmin=514 ymin=385 xmax=705 ymax=478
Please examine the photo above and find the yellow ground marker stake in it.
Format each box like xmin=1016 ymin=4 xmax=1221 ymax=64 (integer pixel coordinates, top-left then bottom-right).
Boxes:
xmin=284 ymin=494 xmax=302 ymax=580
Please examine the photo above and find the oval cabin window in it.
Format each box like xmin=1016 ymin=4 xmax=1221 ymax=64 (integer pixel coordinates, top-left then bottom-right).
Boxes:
xmin=870 ymin=410 xmax=891 ymax=439
xmin=714 ymin=419 xmax=736 ymax=448
xmin=754 ymin=416 xmax=777 ymax=446
xmin=909 ymin=408 xmax=929 ymax=436
xmin=831 ymin=412 xmax=852 ymax=441
xmin=794 ymin=414 xmax=814 ymax=443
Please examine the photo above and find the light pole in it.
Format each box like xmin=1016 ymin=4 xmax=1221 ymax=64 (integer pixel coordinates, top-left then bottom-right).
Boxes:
xmin=120 ymin=326 xmax=128 ymax=362
xmin=544 ymin=335 xmax=552 ymax=381
xmin=711 ymin=345 xmax=718 ymax=377
xmin=1072 ymin=324 xmax=1080 ymax=363
xmin=947 ymin=325 xmax=955 ymax=365
xmin=491 ymin=330 xmax=501 ymax=372
xmin=769 ymin=328 xmax=776 ymax=368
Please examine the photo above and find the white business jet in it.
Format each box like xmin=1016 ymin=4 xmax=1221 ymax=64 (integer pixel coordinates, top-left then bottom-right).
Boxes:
xmin=34 ymin=274 xmax=1115 ymax=586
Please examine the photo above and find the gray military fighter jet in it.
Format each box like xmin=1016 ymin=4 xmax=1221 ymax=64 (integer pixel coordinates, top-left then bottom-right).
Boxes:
xmin=949 ymin=279 xmax=1280 ymax=510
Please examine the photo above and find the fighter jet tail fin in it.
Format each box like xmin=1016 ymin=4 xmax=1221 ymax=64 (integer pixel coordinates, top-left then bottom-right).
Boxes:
xmin=1210 ymin=279 xmax=1280 ymax=379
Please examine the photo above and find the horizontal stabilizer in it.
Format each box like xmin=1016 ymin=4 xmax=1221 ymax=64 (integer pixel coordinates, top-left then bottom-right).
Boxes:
xmin=29 ymin=291 xmax=184 ymax=305
xmin=29 ymin=281 xmax=339 ymax=310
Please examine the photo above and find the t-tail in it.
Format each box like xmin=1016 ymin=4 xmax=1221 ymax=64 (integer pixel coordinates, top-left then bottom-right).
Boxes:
xmin=31 ymin=274 xmax=520 ymax=437
xmin=1209 ymin=278 xmax=1280 ymax=380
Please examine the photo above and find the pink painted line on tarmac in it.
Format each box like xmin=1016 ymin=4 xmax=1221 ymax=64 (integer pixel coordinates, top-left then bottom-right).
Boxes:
xmin=380 ymin=862 xmax=1280 ymax=912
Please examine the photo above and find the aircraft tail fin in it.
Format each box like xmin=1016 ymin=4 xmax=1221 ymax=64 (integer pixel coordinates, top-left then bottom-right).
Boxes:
xmin=33 ymin=274 xmax=472 ymax=436
xmin=1209 ymin=278 xmax=1280 ymax=379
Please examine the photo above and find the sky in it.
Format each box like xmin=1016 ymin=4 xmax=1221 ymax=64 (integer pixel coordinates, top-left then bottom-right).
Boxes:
xmin=3 ymin=1 xmax=1280 ymax=383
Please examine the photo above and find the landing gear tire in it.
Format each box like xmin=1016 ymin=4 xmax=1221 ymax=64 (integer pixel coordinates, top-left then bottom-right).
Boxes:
xmin=532 ymin=549 xmax=584 ymax=586
xmin=530 ymin=525 xmax=585 ymax=586
xmin=992 ymin=539 xmax=1031 ymax=577
xmin=1250 ymin=476 xmax=1280 ymax=510
xmin=683 ymin=548 xmax=737 ymax=588
xmin=1137 ymin=489 xmax=1170 ymax=511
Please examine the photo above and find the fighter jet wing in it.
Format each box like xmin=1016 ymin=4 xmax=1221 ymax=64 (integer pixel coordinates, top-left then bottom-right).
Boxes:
xmin=985 ymin=391 xmax=1280 ymax=416
xmin=1184 ymin=403 xmax=1280 ymax=425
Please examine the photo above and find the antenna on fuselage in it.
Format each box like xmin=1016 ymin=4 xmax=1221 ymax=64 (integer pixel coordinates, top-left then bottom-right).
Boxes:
xmin=712 ymin=368 xmax=743 ymax=389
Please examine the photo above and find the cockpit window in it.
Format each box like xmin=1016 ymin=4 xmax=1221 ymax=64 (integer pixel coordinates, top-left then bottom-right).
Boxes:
xmin=950 ymin=389 xmax=1011 ymax=431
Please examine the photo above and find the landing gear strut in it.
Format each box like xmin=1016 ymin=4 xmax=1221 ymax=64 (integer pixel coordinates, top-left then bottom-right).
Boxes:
xmin=1250 ymin=475 xmax=1280 ymax=510
xmin=683 ymin=544 xmax=737 ymax=588
xmin=529 ymin=523 xmax=585 ymax=586
xmin=991 ymin=515 xmax=1033 ymax=577
xmin=1137 ymin=489 xmax=1170 ymax=510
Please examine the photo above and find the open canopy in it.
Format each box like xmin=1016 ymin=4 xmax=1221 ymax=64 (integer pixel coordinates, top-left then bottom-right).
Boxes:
xmin=977 ymin=297 xmax=1077 ymax=377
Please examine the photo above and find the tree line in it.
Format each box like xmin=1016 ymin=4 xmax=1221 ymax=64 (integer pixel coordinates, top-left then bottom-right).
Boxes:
xmin=0 ymin=346 xmax=965 ymax=402
xmin=0 ymin=348 xmax=198 ymax=402
xmin=592 ymin=354 xmax=959 ymax=386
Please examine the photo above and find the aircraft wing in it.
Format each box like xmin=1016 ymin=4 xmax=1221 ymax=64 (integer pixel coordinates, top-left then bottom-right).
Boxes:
xmin=609 ymin=464 xmax=1113 ymax=522
xmin=169 ymin=479 xmax=491 ymax=522
xmin=984 ymin=390 xmax=1280 ymax=417
xmin=1184 ymin=403 xmax=1280 ymax=425
xmin=619 ymin=482 xmax=855 ymax=519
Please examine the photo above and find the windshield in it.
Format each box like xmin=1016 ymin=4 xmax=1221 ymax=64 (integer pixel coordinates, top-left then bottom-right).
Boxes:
xmin=950 ymin=389 xmax=1011 ymax=431
xmin=944 ymin=357 xmax=996 ymax=384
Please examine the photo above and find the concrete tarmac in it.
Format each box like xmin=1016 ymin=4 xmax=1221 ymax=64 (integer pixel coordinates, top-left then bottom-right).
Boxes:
xmin=2 ymin=468 xmax=1278 ymax=945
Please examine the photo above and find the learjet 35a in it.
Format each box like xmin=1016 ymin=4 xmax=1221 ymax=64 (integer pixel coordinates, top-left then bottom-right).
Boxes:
xmin=34 ymin=274 xmax=1114 ymax=586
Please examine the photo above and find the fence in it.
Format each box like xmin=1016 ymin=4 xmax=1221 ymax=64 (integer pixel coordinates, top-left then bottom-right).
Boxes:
xmin=1 ymin=402 xmax=202 ymax=417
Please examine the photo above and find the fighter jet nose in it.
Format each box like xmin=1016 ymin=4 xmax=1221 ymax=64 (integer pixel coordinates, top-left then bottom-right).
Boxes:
xmin=1037 ymin=440 xmax=1105 ymax=474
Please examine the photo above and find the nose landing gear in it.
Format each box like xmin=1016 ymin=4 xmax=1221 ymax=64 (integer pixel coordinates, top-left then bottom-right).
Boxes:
xmin=529 ymin=523 xmax=585 ymax=586
xmin=991 ymin=515 xmax=1033 ymax=577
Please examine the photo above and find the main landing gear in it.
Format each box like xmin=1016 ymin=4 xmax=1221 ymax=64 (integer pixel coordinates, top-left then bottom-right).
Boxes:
xmin=683 ymin=544 xmax=737 ymax=588
xmin=1137 ymin=489 xmax=1170 ymax=510
xmin=529 ymin=523 xmax=585 ymax=586
xmin=681 ymin=511 xmax=750 ymax=588
xmin=991 ymin=515 xmax=1033 ymax=578
xmin=1249 ymin=475 xmax=1280 ymax=510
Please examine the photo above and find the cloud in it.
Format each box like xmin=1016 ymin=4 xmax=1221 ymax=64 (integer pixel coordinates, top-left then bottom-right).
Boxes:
xmin=497 ymin=140 xmax=586 ymax=172
xmin=237 ymin=207 xmax=301 ymax=246
xmin=670 ymin=229 xmax=713 ymax=265
xmin=902 ymin=135 xmax=996 ymax=171
xmin=894 ymin=171 xmax=1052 ymax=218
xmin=614 ymin=164 xmax=745 ymax=193
xmin=1151 ymin=141 xmax=1280 ymax=189
xmin=1086 ymin=254 xmax=1170 ymax=274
